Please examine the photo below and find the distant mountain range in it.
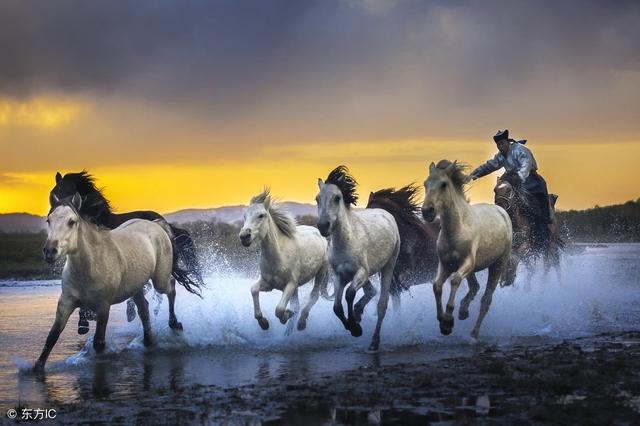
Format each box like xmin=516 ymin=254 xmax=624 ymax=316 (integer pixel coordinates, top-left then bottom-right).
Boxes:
xmin=0 ymin=202 xmax=318 ymax=233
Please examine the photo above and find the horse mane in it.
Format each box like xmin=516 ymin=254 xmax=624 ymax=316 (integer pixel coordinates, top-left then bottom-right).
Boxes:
xmin=326 ymin=165 xmax=358 ymax=207
xmin=436 ymin=160 xmax=468 ymax=195
xmin=250 ymin=188 xmax=297 ymax=239
xmin=51 ymin=199 xmax=109 ymax=231
xmin=499 ymin=171 xmax=533 ymax=208
xmin=367 ymin=184 xmax=423 ymax=231
xmin=58 ymin=171 xmax=113 ymax=223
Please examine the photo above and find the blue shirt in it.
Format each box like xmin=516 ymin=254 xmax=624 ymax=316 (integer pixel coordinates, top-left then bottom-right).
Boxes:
xmin=471 ymin=142 xmax=538 ymax=182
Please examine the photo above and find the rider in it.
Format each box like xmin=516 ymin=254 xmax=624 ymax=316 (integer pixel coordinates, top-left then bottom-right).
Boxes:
xmin=469 ymin=129 xmax=552 ymax=228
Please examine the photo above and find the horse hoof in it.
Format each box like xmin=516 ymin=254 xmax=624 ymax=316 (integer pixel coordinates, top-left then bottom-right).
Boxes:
xmin=169 ymin=318 xmax=183 ymax=331
xmin=458 ymin=310 xmax=469 ymax=321
xmin=440 ymin=326 xmax=453 ymax=336
xmin=78 ymin=325 xmax=90 ymax=335
xmin=349 ymin=323 xmax=363 ymax=337
xmin=297 ymin=319 xmax=307 ymax=331
xmin=258 ymin=317 xmax=270 ymax=330
xmin=367 ymin=345 xmax=379 ymax=353
xmin=32 ymin=362 xmax=45 ymax=373
xmin=144 ymin=335 xmax=155 ymax=347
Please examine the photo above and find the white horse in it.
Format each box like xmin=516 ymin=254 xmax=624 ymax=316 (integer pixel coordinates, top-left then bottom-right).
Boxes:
xmin=422 ymin=160 xmax=513 ymax=339
xmin=316 ymin=166 xmax=400 ymax=352
xmin=34 ymin=193 xmax=184 ymax=372
xmin=239 ymin=189 xmax=330 ymax=333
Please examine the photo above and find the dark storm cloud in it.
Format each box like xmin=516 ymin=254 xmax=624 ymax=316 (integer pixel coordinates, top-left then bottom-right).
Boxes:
xmin=1 ymin=0 xmax=639 ymax=141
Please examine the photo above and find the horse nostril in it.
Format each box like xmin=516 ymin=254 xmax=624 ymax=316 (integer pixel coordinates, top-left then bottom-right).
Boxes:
xmin=422 ymin=207 xmax=435 ymax=221
xmin=318 ymin=221 xmax=330 ymax=235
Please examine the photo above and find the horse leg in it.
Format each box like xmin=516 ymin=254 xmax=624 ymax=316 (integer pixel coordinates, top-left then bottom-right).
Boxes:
xmin=77 ymin=308 xmax=90 ymax=335
xmin=284 ymin=289 xmax=299 ymax=335
xmin=354 ymin=280 xmax=377 ymax=323
xmin=251 ymin=278 xmax=271 ymax=330
xmin=298 ymin=267 xmax=328 ymax=331
xmin=93 ymin=305 xmax=111 ymax=353
xmin=459 ymin=273 xmax=480 ymax=321
xmin=166 ymin=278 xmax=183 ymax=331
xmin=432 ymin=262 xmax=450 ymax=324
xmin=368 ymin=260 xmax=395 ymax=352
xmin=440 ymin=256 xmax=474 ymax=336
xmin=275 ymin=282 xmax=298 ymax=325
xmin=333 ymin=278 xmax=350 ymax=331
xmin=132 ymin=290 xmax=154 ymax=346
xmin=471 ymin=260 xmax=504 ymax=340
xmin=554 ymin=251 xmax=562 ymax=284
xmin=345 ymin=268 xmax=370 ymax=337
xmin=34 ymin=297 xmax=77 ymax=372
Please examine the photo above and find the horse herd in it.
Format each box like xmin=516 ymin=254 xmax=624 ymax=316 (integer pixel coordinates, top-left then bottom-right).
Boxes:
xmin=33 ymin=161 xmax=560 ymax=371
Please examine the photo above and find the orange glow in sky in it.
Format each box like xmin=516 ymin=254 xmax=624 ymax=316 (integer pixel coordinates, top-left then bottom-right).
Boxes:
xmin=1 ymin=139 xmax=638 ymax=216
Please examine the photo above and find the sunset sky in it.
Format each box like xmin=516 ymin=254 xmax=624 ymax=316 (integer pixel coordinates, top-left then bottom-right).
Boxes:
xmin=1 ymin=0 xmax=639 ymax=216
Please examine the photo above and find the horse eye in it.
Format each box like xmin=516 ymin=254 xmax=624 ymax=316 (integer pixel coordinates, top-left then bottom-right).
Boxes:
xmin=68 ymin=219 xmax=76 ymax=227
xmin=258 ymin=213 xmax=265 ymax=219
xmin=333 ymin=195 xmax=341 ymax=203
xmin=440 ymin=182 xmax=447 ymax=189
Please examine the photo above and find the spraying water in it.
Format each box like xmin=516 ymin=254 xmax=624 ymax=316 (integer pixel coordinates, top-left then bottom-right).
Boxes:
xmin=0 ymin=244 xmax=639 ymax=411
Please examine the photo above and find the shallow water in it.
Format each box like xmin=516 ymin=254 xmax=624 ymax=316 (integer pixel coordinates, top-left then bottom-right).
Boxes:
xmin=0 ymin=243 xmax=639 ymax=418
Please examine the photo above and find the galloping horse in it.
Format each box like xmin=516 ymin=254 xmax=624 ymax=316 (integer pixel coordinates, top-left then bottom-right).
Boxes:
xmin=367 ymin=185 xmax=439 ymax=295
xmin=316 ymin=166 xmax=400 ymax=352
xmin=49 ymin=171 xmax=204 ymax=332
xmin=494 ymin=172 xmax=562 ymax=282
xmin=422 ymin=160 xmax=513 ymax=339
xmin=239 ymin=189 xmax=330 ymax=333
xmin=34 ymin=194 xmax=199 ymax=371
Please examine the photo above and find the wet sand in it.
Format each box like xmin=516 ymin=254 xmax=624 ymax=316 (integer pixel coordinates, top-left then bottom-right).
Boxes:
xmin=48 ymin=331 xmax=640 ymax=425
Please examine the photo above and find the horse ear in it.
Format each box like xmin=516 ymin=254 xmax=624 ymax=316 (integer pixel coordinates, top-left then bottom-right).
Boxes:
xmin=444 ymin=162 xmax=454 ymax=176
xmin=55 ymin=172 xmax=62 ymax=184
xmin=317 ymin=178 xmax=324 ymax=190
xmin=429 ymin=162 xmax=435 ymax=172
xmin=72 ymin=193 xmax=82 ymax=210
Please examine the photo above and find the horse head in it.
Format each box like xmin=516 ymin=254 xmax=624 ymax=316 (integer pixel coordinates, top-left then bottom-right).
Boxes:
xmin=494 ymin=176 xmax=517 ymax=212
xmin=44 ymin=193 xmax=83 ymax=264
xmin=316 ymin=165 xmax=358 ymax=237
xmin=240 ymin=189 xmax=272 ymax=247
xmin=422 ymin=160 xmax=467 ymax=222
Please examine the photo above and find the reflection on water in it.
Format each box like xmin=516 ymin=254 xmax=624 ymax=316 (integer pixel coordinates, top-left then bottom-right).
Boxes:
xmin=266 ymin=394 xmax=503 ymax=425
xmin=1 ymin=244 xmax=640 ymax=419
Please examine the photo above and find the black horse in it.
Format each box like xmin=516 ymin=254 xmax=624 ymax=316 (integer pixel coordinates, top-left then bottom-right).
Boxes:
xmin=49 ymin=171 xmax=204 ymax=333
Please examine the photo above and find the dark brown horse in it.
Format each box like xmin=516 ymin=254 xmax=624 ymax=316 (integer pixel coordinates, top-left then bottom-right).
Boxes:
xmin=494 ymin=173 xmax=562 ymax=283
xmin=366 ymin=184 xmax=439 ymax=296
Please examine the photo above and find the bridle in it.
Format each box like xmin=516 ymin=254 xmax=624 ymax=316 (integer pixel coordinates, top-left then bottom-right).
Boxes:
xmin=495 ymin=184 xmax=516 ymax=212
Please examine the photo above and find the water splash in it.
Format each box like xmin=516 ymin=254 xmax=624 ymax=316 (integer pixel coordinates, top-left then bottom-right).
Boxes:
xmin=101 ymin=244 xmax=640 ymax=355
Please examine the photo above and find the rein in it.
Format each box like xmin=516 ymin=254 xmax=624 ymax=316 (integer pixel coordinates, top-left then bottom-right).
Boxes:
xmin=495 ymin=190 xmax=516 ymax=212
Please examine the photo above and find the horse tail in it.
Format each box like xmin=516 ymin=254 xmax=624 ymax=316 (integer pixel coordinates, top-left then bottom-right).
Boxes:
xmin=155 ymin=220 xmax=205 ymax=298
xmin=320 ymin=274 xmax=334 ymax=302
xmin=501 ymin=252 xmax=518 ymax=287
xmin=169 ymin=224 xmax=205 ymax=286
xmin=389 ymin=268 xmax=408 ymax=297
